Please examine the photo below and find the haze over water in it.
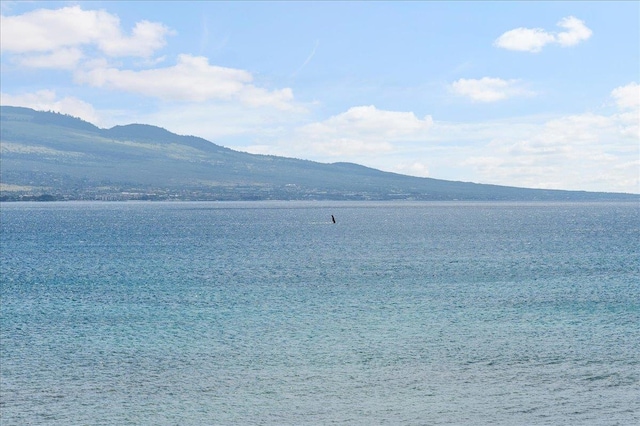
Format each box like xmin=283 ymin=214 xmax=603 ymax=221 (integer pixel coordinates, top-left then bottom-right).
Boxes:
xmin=1 ymin=201 xmax=639 ymax=425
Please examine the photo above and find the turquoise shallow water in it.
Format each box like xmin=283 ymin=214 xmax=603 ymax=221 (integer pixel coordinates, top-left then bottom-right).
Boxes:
xmin=1 ymin=201 xmax=639 ymax=425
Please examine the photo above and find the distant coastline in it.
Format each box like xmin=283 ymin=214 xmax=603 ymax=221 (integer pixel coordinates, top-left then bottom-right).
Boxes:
xmin=2 ymin=106 xmax=638 ymax=202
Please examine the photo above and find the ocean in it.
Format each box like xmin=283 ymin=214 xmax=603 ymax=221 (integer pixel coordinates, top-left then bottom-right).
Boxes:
xmin=1 ymin=201 xmax=638 ymax=425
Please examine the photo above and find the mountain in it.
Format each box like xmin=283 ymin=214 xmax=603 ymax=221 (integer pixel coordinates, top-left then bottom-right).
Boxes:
xmin=0 ymin=106 xmax=636 ymax=201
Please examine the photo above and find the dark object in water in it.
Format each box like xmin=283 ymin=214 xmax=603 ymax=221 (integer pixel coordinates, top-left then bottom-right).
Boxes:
xmin=331 ymin=215 xmax=336 ymax=224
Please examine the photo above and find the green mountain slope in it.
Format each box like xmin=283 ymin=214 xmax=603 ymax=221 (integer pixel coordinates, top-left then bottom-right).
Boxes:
xmin=1 ymin=106 xmax=636 ymax=201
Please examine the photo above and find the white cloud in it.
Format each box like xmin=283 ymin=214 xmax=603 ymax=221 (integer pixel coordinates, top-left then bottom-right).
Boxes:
xmin=74 ymin=54 xmax=297 ymax=110
xmin=494 ymin=27 xmax=555 ymax=53
xmin=0 ymin=90 xmax=100 ymax=124
xmin=296 ymin=105 xmax=433 ymax=157
xmin=75 ymin=55 xmax=249 ymax=100
xmin=610 ymin=82 xmax=640 ymax=140
xmin=450 ymin=77 xmax=533 ymax=102
xmin=611 ymin=82 xmax=640 ymax=111
xmin=15 ymin=47 xmax=83 ymax=69
xmin=306 ymin=105 xmax=432 ymax=138
xmin=555 ymin=16 xmax=593 ymax=47
xmin=495 ymin=16 xmax=592 ymax=52
xmin=615 ymin=110 xmax=640 ymax=140
xmin=0 ymin=5 xmax=172 ymax=58
xmin=99 ymin=20 xmax=172 ymax=57
xmin=393 ymin=162 xmax=431 ymax=178
xmin=238 ymin=86 xmax=296 ymax=110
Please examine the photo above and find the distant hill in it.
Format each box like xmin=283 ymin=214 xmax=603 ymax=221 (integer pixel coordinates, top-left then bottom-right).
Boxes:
xmin=1 ymin=106 xmax=637 ymax=201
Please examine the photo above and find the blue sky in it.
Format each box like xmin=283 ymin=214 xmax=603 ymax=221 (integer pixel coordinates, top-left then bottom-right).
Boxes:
xmin=1 ymin=1 xmax=638 ymax=193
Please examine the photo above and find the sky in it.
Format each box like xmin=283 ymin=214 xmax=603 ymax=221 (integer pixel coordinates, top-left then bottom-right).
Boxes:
xmin=1 ymin=1 xmax=638 ymax=194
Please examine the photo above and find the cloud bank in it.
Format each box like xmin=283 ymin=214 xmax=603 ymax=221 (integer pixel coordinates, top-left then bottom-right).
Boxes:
xmin=456 ymin=82 xmax=639 ymax=192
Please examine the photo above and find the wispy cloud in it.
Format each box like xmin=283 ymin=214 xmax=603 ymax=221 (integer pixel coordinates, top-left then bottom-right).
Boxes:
xmin=494 ymin=16 xmax=592 ymax=53
xmin=292 ymin=40 xmax=319 ymax=77
xmin=199 ymin=15 xmax=210 ymax=54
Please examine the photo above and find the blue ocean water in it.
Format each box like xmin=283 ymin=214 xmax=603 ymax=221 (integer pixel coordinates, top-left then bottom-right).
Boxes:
xmin=1 ymin=201 xmax=639 ymax=425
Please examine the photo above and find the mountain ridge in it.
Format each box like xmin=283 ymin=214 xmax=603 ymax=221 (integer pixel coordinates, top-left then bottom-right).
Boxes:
xmin=1 ymin=106 xmax=637 ymax=202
